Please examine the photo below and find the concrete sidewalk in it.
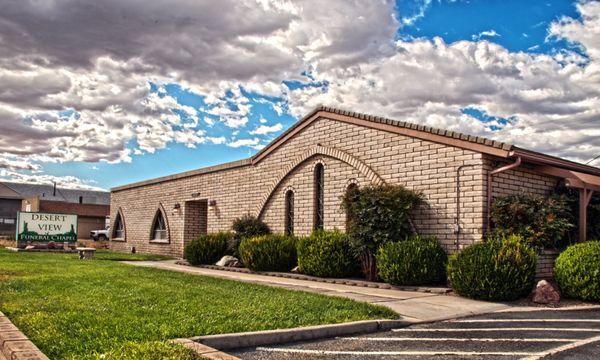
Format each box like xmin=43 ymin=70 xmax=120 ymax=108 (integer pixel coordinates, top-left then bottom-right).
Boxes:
xmin=126 ymin=260 xmax=509 ymax=322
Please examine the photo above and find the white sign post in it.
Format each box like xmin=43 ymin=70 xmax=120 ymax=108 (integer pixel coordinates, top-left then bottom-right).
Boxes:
xmin=16 ymin=212 xmax=78 ymax=244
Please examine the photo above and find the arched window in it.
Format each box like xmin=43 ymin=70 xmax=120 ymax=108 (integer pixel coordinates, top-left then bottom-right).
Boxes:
xmin=314 ymin=163 xmax=324 ymax=230
xmin=151 ymin=210 xmax=167 ymax=241
xmin=113 ymin=212 xmax=125 ymax=239
xmin=345 ymin=182 xmax=359 ymax=232
xmin=285 ymin=190 xmax=294 ymax=235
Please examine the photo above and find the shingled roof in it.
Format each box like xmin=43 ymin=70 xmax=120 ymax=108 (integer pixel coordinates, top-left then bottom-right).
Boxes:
xmin=263 ymin=105 xmax=513 ymax=154
xmin=112 ymin=106 xmax=599 ymax=191
xmin=1 ymin=181 xmax=110 ymax=204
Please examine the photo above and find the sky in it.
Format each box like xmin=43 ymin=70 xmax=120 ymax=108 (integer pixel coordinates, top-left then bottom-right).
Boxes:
xmin=0 ymin=0 xmax=599 ymax=191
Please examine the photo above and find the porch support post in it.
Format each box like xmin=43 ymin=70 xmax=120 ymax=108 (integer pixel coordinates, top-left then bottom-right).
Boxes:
xmin=579 ymin=188 xmax=594 ymax=242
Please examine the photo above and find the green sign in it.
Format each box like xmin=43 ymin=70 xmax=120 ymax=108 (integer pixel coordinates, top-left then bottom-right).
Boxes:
xmin=16 ymin=212 xmax=78 ymax=243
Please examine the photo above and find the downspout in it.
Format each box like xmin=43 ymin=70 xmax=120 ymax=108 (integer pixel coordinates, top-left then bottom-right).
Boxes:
xmin=456 ymin=164 xmax=475 ymax=252
xmin=486 ymin=157 xmax=522 ymax=233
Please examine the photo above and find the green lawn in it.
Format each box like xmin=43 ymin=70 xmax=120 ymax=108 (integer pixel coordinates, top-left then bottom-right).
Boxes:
xmin=0 ymin=249 xmax=396 ymax=359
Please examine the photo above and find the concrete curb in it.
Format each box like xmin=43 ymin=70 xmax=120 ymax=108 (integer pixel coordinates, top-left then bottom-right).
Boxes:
xmin=172 ymin=338 xmax=241 ymax=360
xmin=175 ymin=260 xmax=451 ymax=294
xmin=190 ymin=319 xmax=412 ymax=350
xmin=0 ymin=311 xmax=48 ymax=360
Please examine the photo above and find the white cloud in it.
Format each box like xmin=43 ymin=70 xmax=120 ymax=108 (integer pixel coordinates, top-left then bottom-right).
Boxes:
xmin=227 ymin=138 xmax=261 ymax=149
xmin=207 ymin=136 xmax=227 ymax=144
xmin=249 ymin=123 xmax=283 ymax=135
xmin=0 ymin=0 xmax=599 ymax=188
xmin=0 ymin=169 xmax=105 ymax=191
xmin=472 ymin=29 xmax=501 ymax=41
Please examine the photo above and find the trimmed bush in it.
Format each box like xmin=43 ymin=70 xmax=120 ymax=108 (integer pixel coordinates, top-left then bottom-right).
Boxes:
xmin=376 ymin=236 xmax=447 ymax=286
xmin=297 ymin=230 xmax=358 ymax=278
xmin=230 ymin=215 xmax=271 ymax=257
xmin=447 ymin=235 xmax=537 ymax=301
xmin=183 ymin=232 xmax=231 ymax=265
xmin=555 ymin=241 xmax=600 ymax=302
xmin=239 ymin=234 xmax=297 ymax=272
xmin=232 ymin=214 xmax=271 ymax=238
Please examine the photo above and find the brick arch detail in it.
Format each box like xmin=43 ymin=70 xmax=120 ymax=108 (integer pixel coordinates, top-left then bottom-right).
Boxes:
xmin=256 ymin=145 xmax=384 ymax=218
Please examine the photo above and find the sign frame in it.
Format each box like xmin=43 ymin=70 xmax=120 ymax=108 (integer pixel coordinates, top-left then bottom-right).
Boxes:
xmin=15 ymin=211 xmax=79 ymax=243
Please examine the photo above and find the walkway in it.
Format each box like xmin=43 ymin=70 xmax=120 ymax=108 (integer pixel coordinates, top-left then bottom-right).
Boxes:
xmin=125 ymin=260 xmax=508 ymax=322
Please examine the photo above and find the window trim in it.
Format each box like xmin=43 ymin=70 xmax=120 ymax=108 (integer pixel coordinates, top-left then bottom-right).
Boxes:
xmin=149 ymin=205 xmax=170 ymax=244
xmin=284 ymin=189 xmax=295 ymax=235
xmin=112 ymin=208 xmax=126 ymax=242
xmin=314 ymin=162 xmax=325 ymax=230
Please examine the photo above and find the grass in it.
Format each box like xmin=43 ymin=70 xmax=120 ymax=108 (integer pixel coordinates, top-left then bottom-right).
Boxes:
xmin=0 ymin=249 xmax=396 ymax=359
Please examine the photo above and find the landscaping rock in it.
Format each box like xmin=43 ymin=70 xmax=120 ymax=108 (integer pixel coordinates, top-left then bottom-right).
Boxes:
xmin=533 ymin=280 xmax=561 ymax=304
xmin=215 ymin=255 xmax=242 ymax=267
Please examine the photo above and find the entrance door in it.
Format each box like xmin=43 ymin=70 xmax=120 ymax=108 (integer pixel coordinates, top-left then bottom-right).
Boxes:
xmin=183 ymin=200 xmax=208 ymax=247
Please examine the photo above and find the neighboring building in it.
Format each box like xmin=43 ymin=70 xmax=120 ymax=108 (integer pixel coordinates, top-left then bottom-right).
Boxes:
xmin=110 ymin=106 xmax=600 ymax=258
xmin=0 ymin=182 xmax=110 ymax=239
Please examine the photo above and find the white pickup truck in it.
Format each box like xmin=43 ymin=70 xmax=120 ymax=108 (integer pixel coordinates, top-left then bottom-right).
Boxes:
xmin=90 ymin=227 xmax=110 ymax=241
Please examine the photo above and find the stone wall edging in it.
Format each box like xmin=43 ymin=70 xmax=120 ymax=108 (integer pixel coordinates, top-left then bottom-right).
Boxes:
xmin=175 ymin=261 xmax=451 ymax=294
xmin=0 ymin=311 xmax=48 ymax=360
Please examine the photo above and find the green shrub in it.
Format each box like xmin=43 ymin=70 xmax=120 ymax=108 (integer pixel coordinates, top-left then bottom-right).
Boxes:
xmin=183 ymin=232 xmax=231 ymax=265
xmin=239 ymin=234 xmax=297 ymax=271
xmin=232 ymin=214 xmax=271 ymax=238
xmin=490 ymin=194 xmax=574 ymax=249
xmin=555 ymin=241 xmax=600 ymax=302
xmin=376 ymin=236 xmax=447 ymax=286
xmin=297 ymin=230 xmax=358 ymax=278
xmin=447 ymin=235 xmax=537 ymax=301
xmin=229 ymin=215 xmax=271 ymax=257
xmin=341 ymin=184 xmax=422 ymax=280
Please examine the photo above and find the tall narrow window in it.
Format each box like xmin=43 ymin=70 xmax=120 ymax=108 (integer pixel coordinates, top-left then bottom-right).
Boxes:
xmin=113 ymin=213 xmax=124 ymax=239
xmin=151 ymin=211 xmax=167 ymax=240
xmin=285 ymin=190 xmax=294 ymax=235
xmin=314 ymin=163 xmax=324 ymax=230
xmin=345 ymin=183 xmax=358 ymax=232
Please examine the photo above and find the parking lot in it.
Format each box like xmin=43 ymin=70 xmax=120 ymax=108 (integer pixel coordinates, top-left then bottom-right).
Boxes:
xmin=233 ymin=308 xmax=600 ymax=359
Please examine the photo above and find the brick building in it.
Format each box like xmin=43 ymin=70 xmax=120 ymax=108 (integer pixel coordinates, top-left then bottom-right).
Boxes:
xmin=110 ymin=107 xmax=600 ymax=258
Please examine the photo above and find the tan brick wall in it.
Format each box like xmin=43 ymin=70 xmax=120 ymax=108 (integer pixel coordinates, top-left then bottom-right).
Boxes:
xmin=110 ymin=117 xmax=552 ymax=258
xmin=536 ymin=249 xmax=559 ymax=279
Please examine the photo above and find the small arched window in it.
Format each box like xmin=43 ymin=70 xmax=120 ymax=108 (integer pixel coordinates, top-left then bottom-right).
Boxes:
xmin=113 ymin=212 xmax=125 ymax=239
xmin=285 ymin=190 xmax=294 ymax=235
xmin=314 ymin=163 xmax=324 ymax=230
xmin=345 ymin=183 xmax=359 ymax=232
xmin=151 ymin=210 xmax=167 ymax=241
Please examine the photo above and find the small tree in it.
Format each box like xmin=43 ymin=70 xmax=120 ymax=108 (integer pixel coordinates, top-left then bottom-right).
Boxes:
xmin=341 ymin=184 xmax=422 ymax=281
xmin=229 ymin=214 xmax=271 ymax=257
xmin=490 ymin=193 xmax=574 ymax=249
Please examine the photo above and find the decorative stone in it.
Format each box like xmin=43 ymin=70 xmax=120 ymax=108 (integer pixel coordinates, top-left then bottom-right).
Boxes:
xmin=532 ymin=280 xmax=561 ymax=304
xmin=290 ymin=266 xmax=299 ymax=273
xmin=215 ymin=255 xmax=241 ymax=267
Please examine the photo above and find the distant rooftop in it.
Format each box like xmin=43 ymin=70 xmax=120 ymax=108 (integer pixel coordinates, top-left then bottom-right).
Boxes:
xmin=0 ymin=181 xmax=109 ymax=205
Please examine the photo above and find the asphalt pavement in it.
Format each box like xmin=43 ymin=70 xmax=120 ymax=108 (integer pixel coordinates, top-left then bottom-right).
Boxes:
xmin=232 ymin=308 xmax=600 ymax=360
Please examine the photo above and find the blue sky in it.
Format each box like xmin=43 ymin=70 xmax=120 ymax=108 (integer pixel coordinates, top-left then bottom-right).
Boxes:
xmin=0 ymin=0 xmax=598 ymax=190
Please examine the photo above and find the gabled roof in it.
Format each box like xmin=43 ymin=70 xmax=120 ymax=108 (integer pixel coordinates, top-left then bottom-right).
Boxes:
xmin=0 ymin=181 xmax=110 ymax=204
xmin=112 ymin=106 xmax=600 ymax=192
xmin=252 ymin=106 xmax=513 ymax=163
